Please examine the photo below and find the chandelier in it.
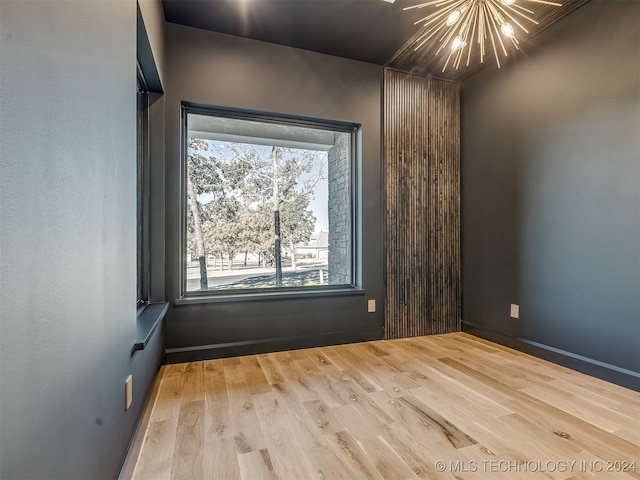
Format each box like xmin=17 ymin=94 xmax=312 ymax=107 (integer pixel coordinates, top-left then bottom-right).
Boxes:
xmin=404 ymin=0 xmax=562 ymax=72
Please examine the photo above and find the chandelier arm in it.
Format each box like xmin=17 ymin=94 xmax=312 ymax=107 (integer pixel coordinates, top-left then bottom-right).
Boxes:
xmin=478 ymin=4 xmax=487 ymax=62
xmin=437 ymin=2 xmax=475 ymax=51
xmin=441 ymin=1 xmax=478 ymax=71
xmin=453 ymin=24 xmax=470 ymax=70
xmin=442 ymin=49 xmax=456 ymax=71
xmin=404 ymin=0 xmax=459 ymax=12
xmin=453 ymin=46 xmax=464 ymax=69
xmin=465 ymin=4 xmax=479 ymax=67
xmin=486 ymin=1 xmax=505 ymax=24
xmin=500 ymin=7 xmax=521 ymax=51
xmin=520 ymin=0 xmax=562 ymax=6
xmin=452 ymin=4 xmax=476 ymax=68
xmin=414 ymin=21 xmax=450 ymax=50
xmin=414 ymin=2 xmax=465 ymax=28
xmin=508 ymin=3 xmax=535 ymax=15
xmin=481 ymin=3 xmax=502 ymax=68
xmin=486 ymin=3 xmax=509 ymax=57
xmin=495 ymin=3 xmax=537 ymax=32
xmin=435 ymin=25 xmax=457 ymax=55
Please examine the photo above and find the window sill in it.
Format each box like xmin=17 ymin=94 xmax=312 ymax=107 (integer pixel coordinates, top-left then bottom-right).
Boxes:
xmin=134 ymin=302 xmax=169 ymax=352
xmin=174 ymin=287 xmax=365 ymax=306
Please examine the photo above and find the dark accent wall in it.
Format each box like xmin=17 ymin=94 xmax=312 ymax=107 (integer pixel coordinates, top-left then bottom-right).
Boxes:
xmin=384 ymin=70 xmax=462 ymax=338
xmin=0 ymin=1 xmax=165 ymax=478
xmin=461 ymin=1 xmax=640 ymax=389
xmin=164 ymin=24 xmax=384 ymax=361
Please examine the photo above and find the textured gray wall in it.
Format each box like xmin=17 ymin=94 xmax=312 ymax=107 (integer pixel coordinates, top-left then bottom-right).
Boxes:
xmin=0 ymin=1 xmax=164 ymax=477
xmin=164 ymin=24 xmax=384 ymax=359
xmin=462 ymin=1 xmax=640 ymax=378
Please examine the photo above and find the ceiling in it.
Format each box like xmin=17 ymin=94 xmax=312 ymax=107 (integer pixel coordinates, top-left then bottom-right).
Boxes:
xmin=162 ymin=0 xmax=426 ymax=65
xmin=162 ymin=0 xmax=590 ymax=82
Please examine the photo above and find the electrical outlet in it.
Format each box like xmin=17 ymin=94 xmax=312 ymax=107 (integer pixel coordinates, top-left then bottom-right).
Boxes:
xmin=367 ymin=299 xmax=376 ymax=313
xmin=510 ymin=304 xmax=520 ymax=319
xmin=125 ymin=375 xmax=133 ymax=410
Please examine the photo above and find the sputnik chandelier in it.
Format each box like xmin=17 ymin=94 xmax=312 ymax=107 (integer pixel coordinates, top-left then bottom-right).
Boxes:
xmin=404 ymin=0 xmax=562 ymax=72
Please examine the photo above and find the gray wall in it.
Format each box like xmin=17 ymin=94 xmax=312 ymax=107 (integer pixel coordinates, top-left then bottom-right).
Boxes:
xmin=0 ymin=1 xmax=164 ymax=478
xmin=462 ymin=1 xmax=640 ymax=385
xmin=138 ymin=0 xmax=166 ymax=88
xmin=138 ymin=0 xmax=167 ymax=304
xmin=164 ymin=24 xmax=384 ymax=360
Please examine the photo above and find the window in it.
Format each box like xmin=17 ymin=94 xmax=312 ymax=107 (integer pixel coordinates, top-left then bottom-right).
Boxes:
xmin=182 ymin=105 xmax=359 ymax=295
xmin=137 ymin=64 xmax=150 ymax=307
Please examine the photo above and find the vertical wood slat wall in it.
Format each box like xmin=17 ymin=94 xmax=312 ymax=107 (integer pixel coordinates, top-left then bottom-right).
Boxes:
xmin=384 ymin=69 xmax=461 ymax=339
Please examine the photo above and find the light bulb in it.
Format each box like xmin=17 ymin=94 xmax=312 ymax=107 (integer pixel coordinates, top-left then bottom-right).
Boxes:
xmin=451 ymin=36 xmax=466 ymax=51
xmin=501 ymin=22 xmax=515 ymax=38
xmin=500 ymin=0 xmax=516 ymax=5
xmin=446 ymin=10 xmax=461 ymax=26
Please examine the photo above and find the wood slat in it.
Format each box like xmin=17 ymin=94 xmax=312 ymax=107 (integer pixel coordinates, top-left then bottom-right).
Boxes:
xmin=384 ymin=69 xmax=461 ymax=339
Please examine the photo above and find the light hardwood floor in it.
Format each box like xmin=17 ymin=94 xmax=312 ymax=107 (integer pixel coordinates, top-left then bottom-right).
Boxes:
xmin=124 ymin=333 xmax=640 ymax=479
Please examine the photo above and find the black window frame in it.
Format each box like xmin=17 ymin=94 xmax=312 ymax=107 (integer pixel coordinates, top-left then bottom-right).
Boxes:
xmin=136 ymin=62 xmax=150 ymax=309
xmin=179 ymin=103 xmax=362 ymax=300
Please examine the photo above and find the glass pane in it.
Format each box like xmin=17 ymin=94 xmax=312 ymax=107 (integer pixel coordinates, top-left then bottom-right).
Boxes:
xmin=185 ymin=112 xmax=352 ymax=292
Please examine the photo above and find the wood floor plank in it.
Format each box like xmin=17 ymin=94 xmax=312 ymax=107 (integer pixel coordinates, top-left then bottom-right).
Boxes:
xmin=462 ymin=420 xmax=545 ymax=472
xmin=244 ymin=364 xmax=272 ymax=395
xmin=149 ymin=372 xmax=187 ymax=423
xmin=325 ymin=431 xmax=385 ymax=480
xmin=270 ymin=381 xmax=327 ymax=451
xmin=203 ymin=359 xmax=232 ymax=440
xmin=357 ymin=435 xmax=419 ymax=480
xmin=521 ymin=383 xmax=639 ymax=434
xmin=169 ymin=400 xmax=204 ymax=480
xmin=271 ymin=351 xmax=300 ymax=381
xmin=289 ymin=349 xmax=323 ymax=377
xmin=304 ymin=444 xmax=360 ymax=480
xmin=331 ymin=376 xmax=395 ymax=426
xmin=331 ymin=404 xmax=383 ymax=440
xmin=130 ymin=420 xmax=175 ymax=480
xmin=180 ymin=361 xmax=204 ymax=403
xmin=302 ymin=348 xmax=343 ymax=375
xmin=397 ymin=395 xmax=477 ymax=449
xmin=202 ymin=436 xmax=239 ymax=480
xmin=251 ymin=391 xmax=312 ymax=479
xmin=238 ymin=449 xmax=277 ymax=480
xmin=303 ymin=399 xmax=342 ymax=435
xmin=256 ymin=354 xmax=286 ymax=385
xmin=224 ymin=362 xmax=269 ymax=455
xmin=377 ymin=423 xmax=456 ymax=479
xmin=306 ymin=373 xmax=354 ymax=408
xmin=125 ymin=333 xmax=640 ymax=480
xmin=375 ymin=409 xmax=479 ymax=477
